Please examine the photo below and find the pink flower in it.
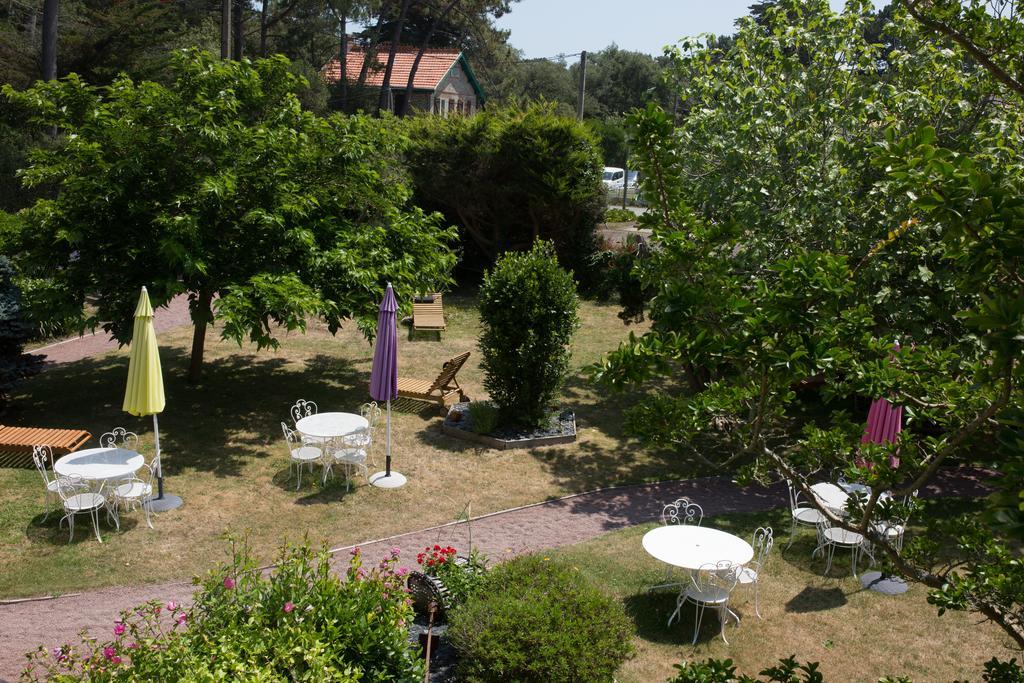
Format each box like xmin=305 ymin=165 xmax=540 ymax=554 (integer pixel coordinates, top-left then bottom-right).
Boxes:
xmin=109 ymin=655 xmax=122 ymax=665
xmin=396 ymin=567 xmax=409 ymax=577
xmin=127 ymin=642 xmax=139 ymax=650
xmin=51 ymin=647 xmax=68 ymax=663
xmin=223 ymin=577 xmax=235 ymax=589
xmin=390 ymin=546 xmax=401 ymax=558
xmin=113 ymin=622 xmax=125 ymax=637
xmin=283 ymin=601 xmax=295 ymax=613
xmin=166 ymin=600 xmax=177 ymax=611
xmin=102 ymin=647 xmax=116 ymax=661
xmin=176 ymin=613 xmax=187 ymax=626
xmin=350 ymin=546 xmax=361 ymax=556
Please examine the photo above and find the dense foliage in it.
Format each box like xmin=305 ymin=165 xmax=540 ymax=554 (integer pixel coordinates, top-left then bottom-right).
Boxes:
xmin=0 ymin=255 xmax=38 ymax=407
xmin=404 ymin=103 xmax=604 ymax=276
xmin=666 ymin=656 xmax=1023 ymax=682
xmin=477 ymin=240 xmax=579 ymax=427
xmin=23 ymin=539 xmax=423 ymax=681
xmin=447 ymin=555 xmax=633 ymax=682
xmin=594 ymin=0 xmax=1024 ymax=646
xmin=3 ymin=49 xmax=456 ymax=382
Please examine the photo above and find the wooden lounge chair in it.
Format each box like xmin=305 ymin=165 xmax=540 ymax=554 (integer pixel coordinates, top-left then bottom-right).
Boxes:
xmin=0 ymin=425 xmax=92 ymax=468
xmin=396 ymin=352 xmax=470 ymax=410
xmin=411 ymin=293 xmax=445 ymax=339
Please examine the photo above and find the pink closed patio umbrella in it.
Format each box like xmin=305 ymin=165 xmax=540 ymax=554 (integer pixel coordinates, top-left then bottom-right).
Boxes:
xmin=860 ymin=342 xmax=903 ymax=468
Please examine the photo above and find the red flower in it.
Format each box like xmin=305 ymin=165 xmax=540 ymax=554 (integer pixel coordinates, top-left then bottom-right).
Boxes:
xmin=433 ymin=544 xmax=441 ymax=551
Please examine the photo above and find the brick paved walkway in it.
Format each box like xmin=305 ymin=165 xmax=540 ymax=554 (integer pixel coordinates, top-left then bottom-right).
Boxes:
xmin=0 ymin=466 xmax=993 ymax=681
xmin=32 ymin=294 xmax=192 ymax=367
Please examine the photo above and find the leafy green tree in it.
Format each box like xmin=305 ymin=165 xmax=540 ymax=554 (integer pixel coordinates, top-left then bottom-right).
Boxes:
xmin=594 ymin=0 xmax=1024 ymax=645
xmin=404 ymin=102 xmax=604 ymax=275
xmin=5 ymin=49 xmax=456 ymax=383
xmin=478 ymin=241 xmax=579 ymax=427
xmin=569 ymin=44 xmax=668 ymax=118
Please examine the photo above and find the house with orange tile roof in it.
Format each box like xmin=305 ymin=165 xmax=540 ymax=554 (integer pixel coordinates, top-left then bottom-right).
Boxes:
xmin=322 ymin=45 xmax=485 ymax=115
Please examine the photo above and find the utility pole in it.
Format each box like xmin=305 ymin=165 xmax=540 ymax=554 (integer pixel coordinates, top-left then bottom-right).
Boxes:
xmin=41 ymin=0 xmax=57 ymax=80
xmin=221 ymin=0 xmax=231 ymax=59
xmin=576 ymin=50 xmax=587 ymax=120
xmin=622 ymin=144 xmax=629 ymax=211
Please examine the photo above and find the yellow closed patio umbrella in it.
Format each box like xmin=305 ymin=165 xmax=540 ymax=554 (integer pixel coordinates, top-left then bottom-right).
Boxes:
xmin=123 ymin=286 xmax=181 ymax=511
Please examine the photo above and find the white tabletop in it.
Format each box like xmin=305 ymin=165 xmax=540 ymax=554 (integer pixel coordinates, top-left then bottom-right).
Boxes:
xmin=811 ymin=482 xmax=849 ymax=512
xmin=295 ymin=412 xmax=368 ymax=440
xmin=54 ymin=447 xmax=144 ymax=482
xmin=642 ymin=525 xmax=754 ymax=571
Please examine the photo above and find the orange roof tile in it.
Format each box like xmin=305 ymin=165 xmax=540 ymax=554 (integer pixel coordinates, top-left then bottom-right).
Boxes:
xmin=322 ymin=45 xmax=461 ymax=91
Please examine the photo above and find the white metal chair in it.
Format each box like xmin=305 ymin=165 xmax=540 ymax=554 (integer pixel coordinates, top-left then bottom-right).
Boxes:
xmin=290 ymin=399 xmax=318 ymax=427
xmin=647 ymin=497 xmax=705 ymax=592
xmin=31 ymin=445 xmax=60 ymax=521
xmin=281 ymin=422 xmax=322 ymax=490
xmin=670 ymin=561 xmax=740 ymax=644
xmin=353 ymin=402 xmax=382 ymax=465
xmin=100 ymin=427 xmax=139 ymax=450
xmin=662 ymin=497 xmax=704 ymax=526
xmin=111 ymin=458 xmax=157 ymax=529
xmin=737 ymin=526 xmax=773 ymax=619
xmin=817 ymin=517 xmax=869 ymax=577
xmin=323 ymin=430 xmax=369 ymax=491
xmin=786 ymin=479 xmax=825 ymax=549
xmin=56 ymin=475 xmax=114 ymax=543
xmin=871 ymin=489 xmax=918 ymax=551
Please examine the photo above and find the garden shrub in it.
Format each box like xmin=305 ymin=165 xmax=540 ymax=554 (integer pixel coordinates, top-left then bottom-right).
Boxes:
xmin=0 ymin=255 xmax=39 ymax=407
xmin=477 ymin=240 xmax=579 ymax=427
xmin=404 ymin=102 xmax=605 ymax=277
xmin=24 ymin=539 xmax=424 ymax=682
xmin=447 ymin=554 xmax=633 ymax=682
xmin=604 ymin=207 xmax=636 ymax=223
xmin=666 ymin=656 xmax=1024 ymax=682
xmin=467 ymin=401 xmax=499 ymax=435
xmin=414 ymin=544 xmax=488 ymax=609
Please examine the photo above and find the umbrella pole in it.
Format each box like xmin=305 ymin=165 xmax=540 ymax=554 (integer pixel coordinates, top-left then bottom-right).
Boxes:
xmin=154 ymin=413 xmax=163 ymax=499
xmin=385 ymin=399 xmax=392 ymax=477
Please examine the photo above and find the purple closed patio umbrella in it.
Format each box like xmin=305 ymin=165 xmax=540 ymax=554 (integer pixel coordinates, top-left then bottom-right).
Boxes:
xmin=368 ymin=283 xmax=406 ymax=488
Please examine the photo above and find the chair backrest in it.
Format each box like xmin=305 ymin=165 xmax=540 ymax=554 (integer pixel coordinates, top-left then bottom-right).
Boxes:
xmin=691 ymin=560 xmax=739 ymax=595
xmin=662 ymin=497 xmax=704 ymax=526
xmin=100 ymin=427 xmax=139 ymax=450
xmin=429 ymin=352 xmax=471 ymax=393
xmin=786 ymin=479 xmax=813 ymax=512
xmin=281 ymin=422 xmax=300 ymax=450
xmin=291 ymin=399 xmax=318 ymax=425
xmin=752 ymin=526 xmax=774 ymax=567
xmin=360 ymin=402 xmax=382 ymax=431
xmin=32 ymin=444 xmax=53 ymax=487
xmin=55 ymin=474 xmax=87 ymax=501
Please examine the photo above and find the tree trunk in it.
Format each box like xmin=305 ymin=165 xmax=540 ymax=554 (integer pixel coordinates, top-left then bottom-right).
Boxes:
xmin=41 ymin=0 xmax=57 ymax=80
xmin=220 ymin=0 xmax=231 ymax=59
xmin=397 ymin=0 xmax=460 ymax=117
xmin=187 ymin=290 xmax=215 ymax=384
xmin=376 ymin=0 xmax=414 ymax=115
xmin=232 ymin=0 xmax=244 ymax=60
xmin=356 ymin=11 xmax=386 ymax=111
xmin=259 ymin=0 xmax=269 ymax=56
xmin=338 ymin=12 xmax=348 ymax=110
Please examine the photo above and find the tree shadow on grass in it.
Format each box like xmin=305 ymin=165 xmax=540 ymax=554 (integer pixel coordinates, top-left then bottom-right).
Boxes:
xmin=623 ymin=590 xmax=744 ymax=646
xmin=785 ymin=586 xmax=848 ymax=613
xmin=268 ymin=464 xmax=359 ymax=505
xmin=9 ymin=349 xmax=367 ymax=479
xmin=25 ymin=511 xmax=139 ymax=546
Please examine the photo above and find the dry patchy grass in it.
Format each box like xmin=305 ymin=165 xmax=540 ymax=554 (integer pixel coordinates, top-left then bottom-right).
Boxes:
xmin=0 ymin=292 xmax=702 ymax=598
xmin=553 ymin=508 xmax=1014 ymax=683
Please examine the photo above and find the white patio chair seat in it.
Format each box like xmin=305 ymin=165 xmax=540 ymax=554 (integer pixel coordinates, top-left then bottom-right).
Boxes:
xmin=736 ymin=566 xmax=758 ymax=584
xmin=670 ymin=560 xmax=740 ymax=644
xmin=291 ymin=445 xmax=322 ymax=463
xmin=56 ymin=475 xmax=114 ymax=543
xmin=822 ymin=526 xmax=863 ymax=546
xmin=324 ymin=441 xmax=369 ymax=491
xmin=111 ymin=460 xmax=157 ymax=529
xmin=113 ymin=480 xmax=152 ymax=500
xmin=64 ymin=491 xmax=106 ymax=512
xmin=683 ymin=584 xmax=731 ymax=604
xmin=794 ymin=507 xmax=825 ymax=524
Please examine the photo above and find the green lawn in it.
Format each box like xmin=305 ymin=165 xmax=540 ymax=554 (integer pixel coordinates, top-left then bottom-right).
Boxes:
xmin=0 ymin=292 xmax=705 ymax=598
xmin=554 ymin=506 xmax=1012 ymax=683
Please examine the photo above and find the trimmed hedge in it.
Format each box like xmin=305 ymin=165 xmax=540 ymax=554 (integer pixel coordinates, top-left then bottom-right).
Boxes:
xmin=447 ymin=555 xmax=633 ymax=682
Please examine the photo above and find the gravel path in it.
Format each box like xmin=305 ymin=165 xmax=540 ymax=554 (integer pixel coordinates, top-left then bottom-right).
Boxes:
xmin=32 ymin=294 xmax=192 ymax=367
xmin=0 ymin=466 xmax=994 ymax=681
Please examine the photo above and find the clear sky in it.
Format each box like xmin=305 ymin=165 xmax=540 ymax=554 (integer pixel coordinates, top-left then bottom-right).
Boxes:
xmin=493 ymin=0 xmax=874 ymax=59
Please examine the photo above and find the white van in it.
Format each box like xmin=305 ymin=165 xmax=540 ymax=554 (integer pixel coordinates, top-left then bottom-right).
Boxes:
xmin=602 ymin=166 xmax=626 ymax=189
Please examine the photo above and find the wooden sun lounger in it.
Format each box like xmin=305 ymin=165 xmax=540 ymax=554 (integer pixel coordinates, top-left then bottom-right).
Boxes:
xmin=412 ymin=293 xmax=445 ymax=335
xmin=396 ymin=351 xmax=470 ymax=410
xmin=0 ymin=424 xmax=92 ymax=468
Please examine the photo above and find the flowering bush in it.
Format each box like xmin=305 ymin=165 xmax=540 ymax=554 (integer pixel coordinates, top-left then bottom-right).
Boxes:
xmin=415 ymin=544 xmax=487 ymax=609
xmin=23 ymin=537 xmax=423 ymax=682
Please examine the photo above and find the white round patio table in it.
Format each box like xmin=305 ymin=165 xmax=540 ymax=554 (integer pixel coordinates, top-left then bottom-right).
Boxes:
xmin=295 ymin=412 xmax=368 ymax=441
xmin=810 ymin=482 xmax=849 ymax=513
xmin=642 ymin=525 xmax=753 ymax=571
xmin=53 ymin=447 xmax=144 ymax=484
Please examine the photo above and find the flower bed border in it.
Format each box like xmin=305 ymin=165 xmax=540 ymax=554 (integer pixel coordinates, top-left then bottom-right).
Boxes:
xmin=441 ymin=403 xmax=577 ymax=450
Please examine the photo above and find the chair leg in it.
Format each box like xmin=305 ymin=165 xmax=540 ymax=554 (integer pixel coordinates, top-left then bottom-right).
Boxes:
xmin=717 ymin=605 xmax=730 ymax=645
xmin=786 ymin=515 xmax=798 ymax=549
xmin=824 ymin=543 xmax=835 ymax=575
xmin=295 ymin=461 xmax=302 ymax=490
xmin=91 ymin=507 xmax=102 ymax=543
xmin=691 ymin=602 xmax=705 ymax=644
xmin=143 ymin=499 xmax=154 ymax=529
xmin=66 ymin=513 xmax=75 ymax=542
xmin=754 ymin=581 xmax=762 ymax=619
xmin=851 ymin=545 xmax=859 ymax=577
xmin=42 ymin=492 xmax=51 ymax=522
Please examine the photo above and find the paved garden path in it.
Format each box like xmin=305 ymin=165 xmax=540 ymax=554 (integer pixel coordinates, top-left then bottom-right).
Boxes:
xmin=31 ymin=294 xmax=192 ymax=367
xmin=0 ymin=466 xmax=993 ymax=681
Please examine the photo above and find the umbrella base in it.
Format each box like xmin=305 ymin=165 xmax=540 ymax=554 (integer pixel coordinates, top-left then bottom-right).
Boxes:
xmin=860 ymin=571 xmax=908 ymax=595
xmin=369 ymin=471 xmax=407 ymax=489
xmin=146 ymin=494 xmax=183 ymax=512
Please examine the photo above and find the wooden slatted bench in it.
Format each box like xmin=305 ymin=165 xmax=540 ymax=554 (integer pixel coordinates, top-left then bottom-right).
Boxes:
xmin=396 ymin=351 xmax=470 ymax=411
xmin=411 ymin=293 xmax=446 ymax=339
xmin=0 ymin=425 xmax=92 ymax=468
